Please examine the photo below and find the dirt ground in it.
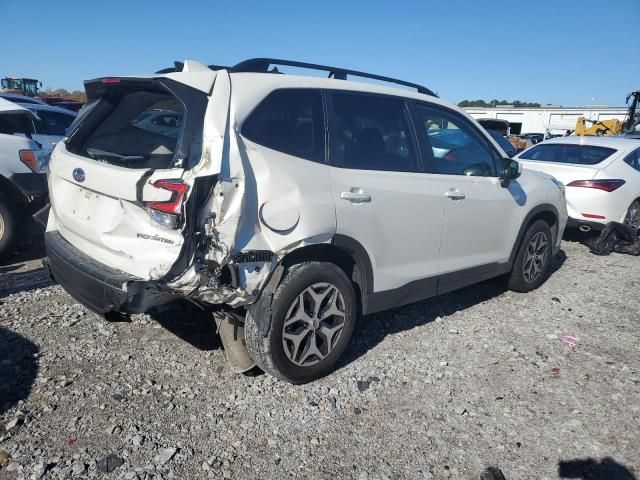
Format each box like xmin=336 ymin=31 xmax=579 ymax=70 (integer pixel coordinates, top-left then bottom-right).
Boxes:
xmin=0 ymin=237 xmax=638 ymax=480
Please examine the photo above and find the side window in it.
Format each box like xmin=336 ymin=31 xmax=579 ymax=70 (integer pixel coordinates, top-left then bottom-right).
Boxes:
xmin=242 ymin=89 xmax=324 ymax=162
xmin=328 ymin=93 xmax=418 ymax=172
xmin=624 ymin=148 xmax=640 ymax=171
xmin=34 ymin=111 xmax=74 ymax=136
xmin=412 ymin=103 xmax=498 ymax=176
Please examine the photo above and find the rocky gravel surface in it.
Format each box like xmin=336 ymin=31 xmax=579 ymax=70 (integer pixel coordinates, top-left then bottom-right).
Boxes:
xmin=1 ymin=239 xmax=639 ymax=480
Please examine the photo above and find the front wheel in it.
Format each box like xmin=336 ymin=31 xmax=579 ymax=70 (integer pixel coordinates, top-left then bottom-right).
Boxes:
xmin=508 ymin=220 xmax=553 ymax=293
xmin=245 ymin=261 xmax=357 ymax=384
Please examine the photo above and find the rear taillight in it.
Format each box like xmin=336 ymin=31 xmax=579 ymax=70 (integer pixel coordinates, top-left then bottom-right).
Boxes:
xmin=566 ymin=179 xmax=625 ymax=192
xmin=19 ymin=149 xmax=50 ymax=173
xmin=146 ymin=180 xmax=189 ymax=229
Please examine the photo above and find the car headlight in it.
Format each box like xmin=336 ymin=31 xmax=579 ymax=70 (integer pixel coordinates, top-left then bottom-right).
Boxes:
xmin=550 ymin=177 xmax=565 ymax=196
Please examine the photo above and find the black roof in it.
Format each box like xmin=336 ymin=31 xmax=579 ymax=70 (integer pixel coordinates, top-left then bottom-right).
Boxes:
xmin=156 ymin=58 xmax=436 ymax=97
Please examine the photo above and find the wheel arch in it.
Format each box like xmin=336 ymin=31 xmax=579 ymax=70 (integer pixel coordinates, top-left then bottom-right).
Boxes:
xmin=509 ymin=203 xmax=559 ymax=265
xmin=276 ymin=235 xmax=374 ymax=313
xmin=0 ymin=174 xmax=27 ymax=208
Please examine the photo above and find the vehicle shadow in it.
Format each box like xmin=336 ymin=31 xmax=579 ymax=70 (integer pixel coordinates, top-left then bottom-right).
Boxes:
xmin=558 ymin=457 xmax=636 ymax=479
xmin=0 ymin=266 xmax=53 ymax=300
xmin=0 ymin=325 xmax=39 ymax=415
xmin=339 ymin=250 xmax=566 ymax=369
xmin=147 ymin=301 xmax=221 ymax=351
xmin=0 ymin=223 xmax=46 ymax=268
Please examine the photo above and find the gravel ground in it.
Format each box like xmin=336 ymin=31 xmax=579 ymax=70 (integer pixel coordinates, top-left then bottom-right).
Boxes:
xmin=0 ymin=239 xmax=639 ymax=480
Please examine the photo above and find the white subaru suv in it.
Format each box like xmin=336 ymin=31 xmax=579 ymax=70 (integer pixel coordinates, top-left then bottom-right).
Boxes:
xmin=44 ymin=58 xmax=567 ymax=383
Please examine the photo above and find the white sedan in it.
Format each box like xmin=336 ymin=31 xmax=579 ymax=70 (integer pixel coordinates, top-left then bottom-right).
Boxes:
xmin=517 ymin=136 xmax=640 ymax=231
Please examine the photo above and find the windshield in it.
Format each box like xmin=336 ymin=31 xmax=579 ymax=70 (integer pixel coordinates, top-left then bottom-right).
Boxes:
xmin=519 ymin=143 xmax=617 ymax=165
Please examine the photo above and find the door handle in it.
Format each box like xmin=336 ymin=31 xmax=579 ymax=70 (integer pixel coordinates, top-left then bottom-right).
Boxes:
xmin=445 ymin=190 xmax=466 ymax=200
xmin=341 ymin=190 xmax=372 ymax=203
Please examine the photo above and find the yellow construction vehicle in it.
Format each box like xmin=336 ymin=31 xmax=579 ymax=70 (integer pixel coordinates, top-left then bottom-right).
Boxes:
xmin=575 ymin=117 xmax=623 ymax=136
xmin=574 ymin=90 xmax=640 ymax=136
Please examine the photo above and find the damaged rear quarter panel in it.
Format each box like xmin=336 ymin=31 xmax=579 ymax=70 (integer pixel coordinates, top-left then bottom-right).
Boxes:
xmin=169 ymin=74 xmax=337 ymax=306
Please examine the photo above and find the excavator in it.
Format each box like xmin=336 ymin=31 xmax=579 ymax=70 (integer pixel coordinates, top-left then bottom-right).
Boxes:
xmin=574 ymin=90 xmax=640 ymax=136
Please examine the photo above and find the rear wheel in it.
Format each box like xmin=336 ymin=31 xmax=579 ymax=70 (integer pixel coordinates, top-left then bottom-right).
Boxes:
xmin=0 ymin=196 xmax=18 ymax=261
xmin=508 ymin=220 xmax=552 ymax=292
xmin=245 ymin=261 xmax=356 ymax=384
xmin=624 ymin=200 xmax=640 ymax=230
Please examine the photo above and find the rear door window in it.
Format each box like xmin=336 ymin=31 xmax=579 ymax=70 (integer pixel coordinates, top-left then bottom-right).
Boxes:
xmin=519 ymin=143 xmax=617 ymax=165
xmin=412 ymin=103 xmax=499 ymax=176
xmin=328 ymin=93 xmax=418 ymax=172
xmin=242 ymin=89 xmax=324 ymax=162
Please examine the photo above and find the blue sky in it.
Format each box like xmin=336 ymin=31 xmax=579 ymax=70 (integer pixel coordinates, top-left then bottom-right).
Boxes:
xmin=1 ymin=0 xmax=638 ymax=106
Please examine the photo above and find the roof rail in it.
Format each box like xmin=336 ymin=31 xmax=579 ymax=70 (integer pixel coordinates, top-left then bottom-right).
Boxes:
xmin=155 ymin=61 xmax=184 ymax=74
xmin=225 ymin=58 xmax=437 ymax=97
xmin=157 ymin=58 xmax=436 ymax=97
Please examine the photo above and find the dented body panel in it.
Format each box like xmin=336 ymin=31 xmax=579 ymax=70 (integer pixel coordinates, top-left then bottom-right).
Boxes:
xmin=46 ymin=65 xmax=337 ymax=312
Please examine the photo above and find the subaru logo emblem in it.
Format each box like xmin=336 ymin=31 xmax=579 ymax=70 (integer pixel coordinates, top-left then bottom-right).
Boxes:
xmin=72 ymin=168 xmax=86 ymax=183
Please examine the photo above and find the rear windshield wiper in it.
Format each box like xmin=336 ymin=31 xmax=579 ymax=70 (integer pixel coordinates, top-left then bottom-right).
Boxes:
xmin=86 ymin=148 xmax=145 ymax=162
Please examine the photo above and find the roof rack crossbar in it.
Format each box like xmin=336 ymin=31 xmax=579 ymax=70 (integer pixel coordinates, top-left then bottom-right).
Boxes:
xmin=226 ymin=58 xmax=437 ymax=97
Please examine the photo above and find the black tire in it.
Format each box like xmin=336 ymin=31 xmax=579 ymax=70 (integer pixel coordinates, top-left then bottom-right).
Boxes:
xmin=0 ymin=196 xmax=18 ymax=261
xmin=624 ymin=199 xmax=640 ymax=230
xmin=507 ymin=220 xmax=553 ymax=293
xmin=245 ymin=261 xmax=357 ymax=384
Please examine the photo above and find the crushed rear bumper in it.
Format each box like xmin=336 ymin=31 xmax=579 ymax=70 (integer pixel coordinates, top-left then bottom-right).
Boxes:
xmin=44 ymin=231 xmax=176 ymax=315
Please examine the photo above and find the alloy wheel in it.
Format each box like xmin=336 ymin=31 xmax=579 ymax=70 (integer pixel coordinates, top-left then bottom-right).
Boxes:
xmin=522 ymin=231 xmax=549 ymax=283
xmin=0 ymin=213 xmax=5 ymax=241
xmin=281 ymin=282 xmax=346 ymax=367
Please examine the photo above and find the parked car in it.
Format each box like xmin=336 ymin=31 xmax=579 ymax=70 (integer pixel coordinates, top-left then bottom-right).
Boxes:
xmin=519 ymin=133 xmax=545 ymax=144
xmin=44 ymin=58 xmax=567 ymax=383
xmin=487 ymin=130 xmax=517 ymax=157
xmin=37 ymin=96 xmax=84 ymax=112
xmin=0 ymin=99 xmax=49 ymax=258
xmin=0 ymin=93 xmax=46 ymax=105
xmin=477 ymin=118 xmax=510 ymax=137
xmin=131 ymin=109 xmax=183 ymax=138
xmin=517 ymin=136 xmax=640 ymax=231
xmin=19 ymin=103 xmax=76 ymax=151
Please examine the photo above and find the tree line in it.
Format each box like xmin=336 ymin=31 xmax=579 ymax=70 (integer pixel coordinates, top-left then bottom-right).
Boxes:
xmin=38 ymin=88 xmax=87 ymax=102
xmin=458 ymin=99 xmax=541 ymax=108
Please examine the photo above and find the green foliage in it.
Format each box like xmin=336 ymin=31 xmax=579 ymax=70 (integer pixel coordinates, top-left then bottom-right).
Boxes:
xmin=458 ymin=99 xmax=541 ymax=108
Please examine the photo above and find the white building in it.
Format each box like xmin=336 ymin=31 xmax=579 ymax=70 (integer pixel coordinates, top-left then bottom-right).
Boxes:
xmin=463 ymin=105 xmax=628 ymax=135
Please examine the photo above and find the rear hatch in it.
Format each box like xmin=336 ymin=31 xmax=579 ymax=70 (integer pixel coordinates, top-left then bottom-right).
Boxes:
xmin=48 ymin=75 xmax=211 ymax=279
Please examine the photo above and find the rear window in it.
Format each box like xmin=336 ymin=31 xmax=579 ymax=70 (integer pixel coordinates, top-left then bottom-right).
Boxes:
xmin=65 ymin=80 xmax=200 ymax=169
xmin=519 ymin=143 xmax=617 ymax=165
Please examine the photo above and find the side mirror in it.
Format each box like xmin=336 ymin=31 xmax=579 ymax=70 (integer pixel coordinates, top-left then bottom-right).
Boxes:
xmin=500 ymin=158 xmax=521 ymax=187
